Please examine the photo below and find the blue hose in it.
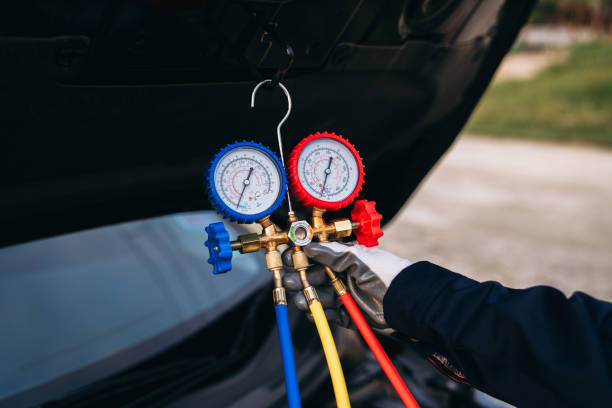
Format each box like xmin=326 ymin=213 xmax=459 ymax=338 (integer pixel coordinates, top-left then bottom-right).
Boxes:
xmin=274 ymin=304 xmax=302 ymax=408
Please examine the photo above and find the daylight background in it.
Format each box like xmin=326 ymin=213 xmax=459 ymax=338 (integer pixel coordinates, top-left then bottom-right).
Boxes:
xmin=380 ymin=0 xmax=612 ymax=301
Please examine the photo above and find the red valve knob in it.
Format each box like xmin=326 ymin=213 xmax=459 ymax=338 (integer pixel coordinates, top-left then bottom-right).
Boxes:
xmin=350 ymin=200 xmax=383 ymax=247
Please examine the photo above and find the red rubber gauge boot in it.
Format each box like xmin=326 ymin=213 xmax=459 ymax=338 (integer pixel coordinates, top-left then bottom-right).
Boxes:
xmin=287 ymin=132 xmax=365 ymax=211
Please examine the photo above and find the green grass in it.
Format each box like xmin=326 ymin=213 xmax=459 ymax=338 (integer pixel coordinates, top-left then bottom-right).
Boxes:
xmin=465 ymin=42 xmax=612 ymax=147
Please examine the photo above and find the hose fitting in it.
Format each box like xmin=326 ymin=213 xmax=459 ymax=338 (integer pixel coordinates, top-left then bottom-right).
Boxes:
xmin=303 ymin=286 xmax=319 ymax=305
xmin=330 ymin=277 xmax=347 ymax=296
xmin=273 ymin=287 xmax=288 ymax=305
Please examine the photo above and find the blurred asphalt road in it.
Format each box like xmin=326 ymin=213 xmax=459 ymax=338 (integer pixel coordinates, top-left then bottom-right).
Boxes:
xmin=380 ymin=135 xmax=612 ymax=301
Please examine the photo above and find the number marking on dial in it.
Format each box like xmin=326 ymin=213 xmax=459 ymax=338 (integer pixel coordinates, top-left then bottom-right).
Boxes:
xmin=297 ymin=138 xmax=359 ymax=202
xmin=213 ymin=146 xmax=282 ymax=215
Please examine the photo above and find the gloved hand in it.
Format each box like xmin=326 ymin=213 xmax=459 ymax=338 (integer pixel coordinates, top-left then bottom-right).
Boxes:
xmin=282 ymin=242 xmax=411 ymax=329
xmin=281 ymin=247 xmax=351 ymax=327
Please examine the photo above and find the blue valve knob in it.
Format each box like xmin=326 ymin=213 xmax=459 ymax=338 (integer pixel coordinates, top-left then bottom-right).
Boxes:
xmin=204 ymin=222 xmax=233 ymax=274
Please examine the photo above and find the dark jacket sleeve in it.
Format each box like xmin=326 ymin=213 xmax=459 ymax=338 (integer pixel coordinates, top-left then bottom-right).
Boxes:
xmin=383 ymin=261 xmax=612 ymax=408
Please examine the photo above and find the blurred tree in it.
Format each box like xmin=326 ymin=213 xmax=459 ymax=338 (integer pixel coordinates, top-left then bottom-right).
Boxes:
xmin=531 ymin=0 xmax=612 ymax=31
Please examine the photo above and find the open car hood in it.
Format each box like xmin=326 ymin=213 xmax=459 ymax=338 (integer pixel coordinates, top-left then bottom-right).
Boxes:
xmin=1 ymin=0 xmax=536 ymax=246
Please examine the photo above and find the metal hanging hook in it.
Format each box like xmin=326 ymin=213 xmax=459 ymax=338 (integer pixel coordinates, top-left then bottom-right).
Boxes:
xmin=251 ymin=79 xmax=294 ymax=212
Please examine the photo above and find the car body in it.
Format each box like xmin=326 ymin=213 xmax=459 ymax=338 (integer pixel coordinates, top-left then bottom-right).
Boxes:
xmin=1 ymin=1 xmax=536 ymax=406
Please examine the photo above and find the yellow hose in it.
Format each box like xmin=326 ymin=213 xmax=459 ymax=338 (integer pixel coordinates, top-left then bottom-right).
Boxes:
xmin=309 ymin=300 xmax=351 ymax=408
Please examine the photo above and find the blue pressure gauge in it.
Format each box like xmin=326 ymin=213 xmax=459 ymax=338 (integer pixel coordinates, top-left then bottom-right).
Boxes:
xmin=206 ymin=141 xmax=287 ymax=224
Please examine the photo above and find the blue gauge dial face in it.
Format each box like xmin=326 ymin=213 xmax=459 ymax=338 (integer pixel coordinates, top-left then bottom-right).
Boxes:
xmin=213 ymin=146 xmax=283 ymax=215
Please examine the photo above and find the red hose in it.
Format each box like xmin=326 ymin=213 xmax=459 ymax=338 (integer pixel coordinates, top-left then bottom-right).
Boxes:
xmin=340 ymin=292 xmax=420 ymax=408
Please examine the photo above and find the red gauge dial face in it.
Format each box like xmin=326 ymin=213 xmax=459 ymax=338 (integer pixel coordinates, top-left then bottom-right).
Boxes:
xmin=288 ymin=132 xmax=364 ymax=211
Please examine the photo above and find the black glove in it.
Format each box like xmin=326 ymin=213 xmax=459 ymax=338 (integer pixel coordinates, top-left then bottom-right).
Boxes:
xmin=283 ymin=242 xmax=412 ymax=330
xmin=281 ymin=247 xmax=351 ymax=327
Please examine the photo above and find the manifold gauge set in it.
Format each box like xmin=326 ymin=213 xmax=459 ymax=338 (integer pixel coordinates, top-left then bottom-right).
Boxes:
xmin=203 ymin=82 xmax=418 ymax=408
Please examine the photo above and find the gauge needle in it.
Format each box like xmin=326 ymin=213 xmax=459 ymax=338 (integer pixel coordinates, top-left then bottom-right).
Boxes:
xmin=321 ymin=157 xmax=333 ymax=195
xmin=236 ymin=167 xmax=253 ymax=208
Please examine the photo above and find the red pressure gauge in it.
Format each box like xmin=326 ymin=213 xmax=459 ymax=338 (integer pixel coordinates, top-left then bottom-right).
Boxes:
xmin=287 ymin=132 xmax=365 ymax=211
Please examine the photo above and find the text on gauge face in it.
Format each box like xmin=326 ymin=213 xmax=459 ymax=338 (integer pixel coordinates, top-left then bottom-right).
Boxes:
xmin=296 ymin=138 xmax=359 ymax=202
xmin=214 ymin=146 xmax=283 ymax=215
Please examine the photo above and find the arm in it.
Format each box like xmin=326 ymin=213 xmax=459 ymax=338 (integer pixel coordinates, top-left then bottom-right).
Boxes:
xmin=384 ymin=261 xmax=612 ymax=407
xmin=303 ymin=242 xmax=612 ymax=407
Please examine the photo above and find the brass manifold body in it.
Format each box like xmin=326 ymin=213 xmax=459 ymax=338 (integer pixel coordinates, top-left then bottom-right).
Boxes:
xmin=310 ymin=208 xmax=360 ymax=243
xmin=310 ymin=208 xmax=349 ymax=297
xmin=229 ymin=214 xmax=290 ymax=305
xmin=228 ymin=208 xmax=360 ymax=305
